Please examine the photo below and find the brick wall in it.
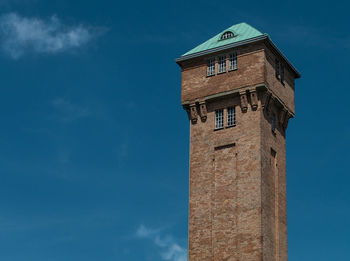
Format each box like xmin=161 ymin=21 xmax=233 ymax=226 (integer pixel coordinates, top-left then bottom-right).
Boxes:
xmin=181 ymin=43 xmax=265 ymax=104
xmin=189 ymin=96 xmax=262 ymax=261
xmin=180 ymin=41 xmax=296 ymax=261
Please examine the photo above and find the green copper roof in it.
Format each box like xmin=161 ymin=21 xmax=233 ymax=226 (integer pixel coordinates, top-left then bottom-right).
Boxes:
xmin=182 ymin=22 xmax=264 ymax=56
xmin=176 ymin=22 xmax=301 ymax=78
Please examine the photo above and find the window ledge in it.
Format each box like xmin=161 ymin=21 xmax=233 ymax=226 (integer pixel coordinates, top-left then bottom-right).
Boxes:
xmin=206 ymin=74 xmax=215 ymax=78
xmin=226 ymin=124 xmax=236 ymax=129
xmin=229 ymin=68 xmax=237 ymax=72
xmin=214 ymin=127 xmax=224 ymax=131
xmin=217 ymin=71 xmax=226 ymax=75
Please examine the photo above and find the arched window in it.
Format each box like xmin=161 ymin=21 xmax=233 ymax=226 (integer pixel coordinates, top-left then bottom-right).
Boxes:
xmin=220 ymin=31 xmax=234 ymax=40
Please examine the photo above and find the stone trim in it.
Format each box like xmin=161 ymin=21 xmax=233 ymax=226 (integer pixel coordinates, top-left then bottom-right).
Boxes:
xmin=182 ymin=83 xmax=294 ymax=117
xmin=214 ymin=142 xmax=236 ymax=151
xmin=182 ymin=85 xmax=294 ymax=130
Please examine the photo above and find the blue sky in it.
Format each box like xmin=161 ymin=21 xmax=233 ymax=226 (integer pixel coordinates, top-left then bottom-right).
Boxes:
xmin=0 ymin=0 xmax=349 ymax=260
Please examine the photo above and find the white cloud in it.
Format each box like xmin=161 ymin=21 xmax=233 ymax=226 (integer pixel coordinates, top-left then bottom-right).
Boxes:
xmin=136 ymin=224 xmax=161 ymax=238
xmin=136 ymin=225 xmax=187 ymax=261
xmin=0 ymin=13 xmax=98 ymax=58
xmin=137 ymin=225 xmax=154 ymax=237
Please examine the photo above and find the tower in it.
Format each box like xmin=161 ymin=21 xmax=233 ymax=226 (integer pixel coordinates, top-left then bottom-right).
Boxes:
xmin=176 ymin=23 xmax=300 ymax=261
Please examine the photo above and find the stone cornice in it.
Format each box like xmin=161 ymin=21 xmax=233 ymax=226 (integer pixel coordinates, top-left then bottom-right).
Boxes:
xmin=182 ymin=83 xmax=294 ymax=118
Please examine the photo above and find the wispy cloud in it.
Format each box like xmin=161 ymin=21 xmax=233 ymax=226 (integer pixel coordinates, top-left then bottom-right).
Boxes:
xmin=136 ymin=225 xmax=187 ymax=261
xmin=0 ymin=13 xmax=101 ymax=58
xmin=51 ymin=98 xmax=91 ymax=123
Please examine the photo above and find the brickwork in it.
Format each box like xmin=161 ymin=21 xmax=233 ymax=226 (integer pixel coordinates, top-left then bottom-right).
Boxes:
xmin=260 ymin=97 xmax=289 ymax=261
xmin=189 ymin=96 xmax=262 ymax=261
xmin=181 ymin=43 xmax=265 ymax=103
xmin=178 ymin=40 xmax=298 ymax=261
xmin=264 ymin=47 xmax=295 ymax=113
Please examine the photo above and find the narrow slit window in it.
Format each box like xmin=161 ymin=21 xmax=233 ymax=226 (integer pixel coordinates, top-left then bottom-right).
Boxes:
xmin=218 ymin=55 xmax=226 ymax=73
xmin=207 ymin=58 xmax=215 ymax=76
xmin=229 ymin=52 xmax=237 ymax=70
xmin=227 ymin=106 xmax=236 ymax=127
xmin=271 ymin=113 xmax=276 ymax=132
xmin=275 ymin=60 xmax=280 ymax=78
xmin=215 ymin=109 xmax=224 ymax=129
xmin=280 ymin=65 xmax=285 ymax=84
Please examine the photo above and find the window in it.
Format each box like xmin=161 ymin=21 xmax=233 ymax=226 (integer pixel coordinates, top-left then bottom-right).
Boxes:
xmin=227 ymin=106 xmax=236 ymax=127
xmin=221 ymin=31 xmax=234 ymax=40
xmin=218 ymin=55 xmax=226 ymax=73
xmin=229 ymin=52 xmax=237 ymax=70
xmin=271 ymin=113 xmax=276 ymax=132
xmin=207 ymin=58 xmax=215 ymax=76
xmin=215 ymin=109 xmax=224 ymax=129
xmin=280 ymin=65 xmax=285 ymax=84
xmin=275 ymin=59 xmax=285 ymax=84
xmin=275 ymin=60 xmax=280 ymax=78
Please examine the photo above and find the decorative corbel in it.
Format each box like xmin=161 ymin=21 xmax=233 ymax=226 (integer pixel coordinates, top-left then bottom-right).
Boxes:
xmin=239 ymin=90 xmax=248 ymax=112
xmin=279 ymin=108 xmax=288 ymax=127
xmin=262 ymin=91 xmax=272 ymax=111
xmin=265 ymin=93 xmax=275 ymax=114
xmin=282 ymin=113 xmax=291 ymax=131
xmin=199 ymin=101 xmax=207 ymax=122
xmin=184 ymin=107 xmax=191 ymax=121
xmin=189 ymin=103 xmax=198 ymax=124
xmin=249 ymin=88 xmax=258 ymax=110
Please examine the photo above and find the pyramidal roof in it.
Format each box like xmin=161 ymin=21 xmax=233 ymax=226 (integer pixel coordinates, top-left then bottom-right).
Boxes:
xmin=177 ymin=22 xmax=300 ymax=78
xmin=182 ymin=22 xmax=264 ymax=57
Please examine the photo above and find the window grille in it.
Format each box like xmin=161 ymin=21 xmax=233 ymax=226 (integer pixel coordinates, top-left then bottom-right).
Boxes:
xmin=215 ymin=109 xmax=224 ymax=129
xmin=221 ymin=31 xmax=234 ymax=40
xmin=227 ymin=106 xmax=236 ymax=127
xmin=218 ymin=55 xmax=226 ymax=73
xmin=229 ymin=52 xmax=237 ymax=70
xmin=207 ymin=58 xmax=215 ymax=76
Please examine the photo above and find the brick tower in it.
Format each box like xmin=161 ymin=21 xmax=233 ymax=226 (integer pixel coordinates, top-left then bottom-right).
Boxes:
xmin=176 ymin=23 xmax=300 ymax=261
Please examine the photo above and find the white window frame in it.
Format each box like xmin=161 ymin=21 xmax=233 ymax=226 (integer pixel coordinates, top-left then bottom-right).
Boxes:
xmin=218 ymin=55 xmax=226 ymax=73
xmin=207 ymin=58 xmax=215 ymax=76
xmin=229 ymin=52 xmax=237 ymax=71
xmin=227 ymin=106 xmax=236 ymax=127
xmin=221 ymin=31 xmax=234 ymax=40
xmin=215 ymin=109 xmax=224 ymax=129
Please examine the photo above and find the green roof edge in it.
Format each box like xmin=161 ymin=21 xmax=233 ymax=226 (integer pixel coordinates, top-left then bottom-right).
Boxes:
xmin=181 ymin=22 xmax=264 ymax=57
